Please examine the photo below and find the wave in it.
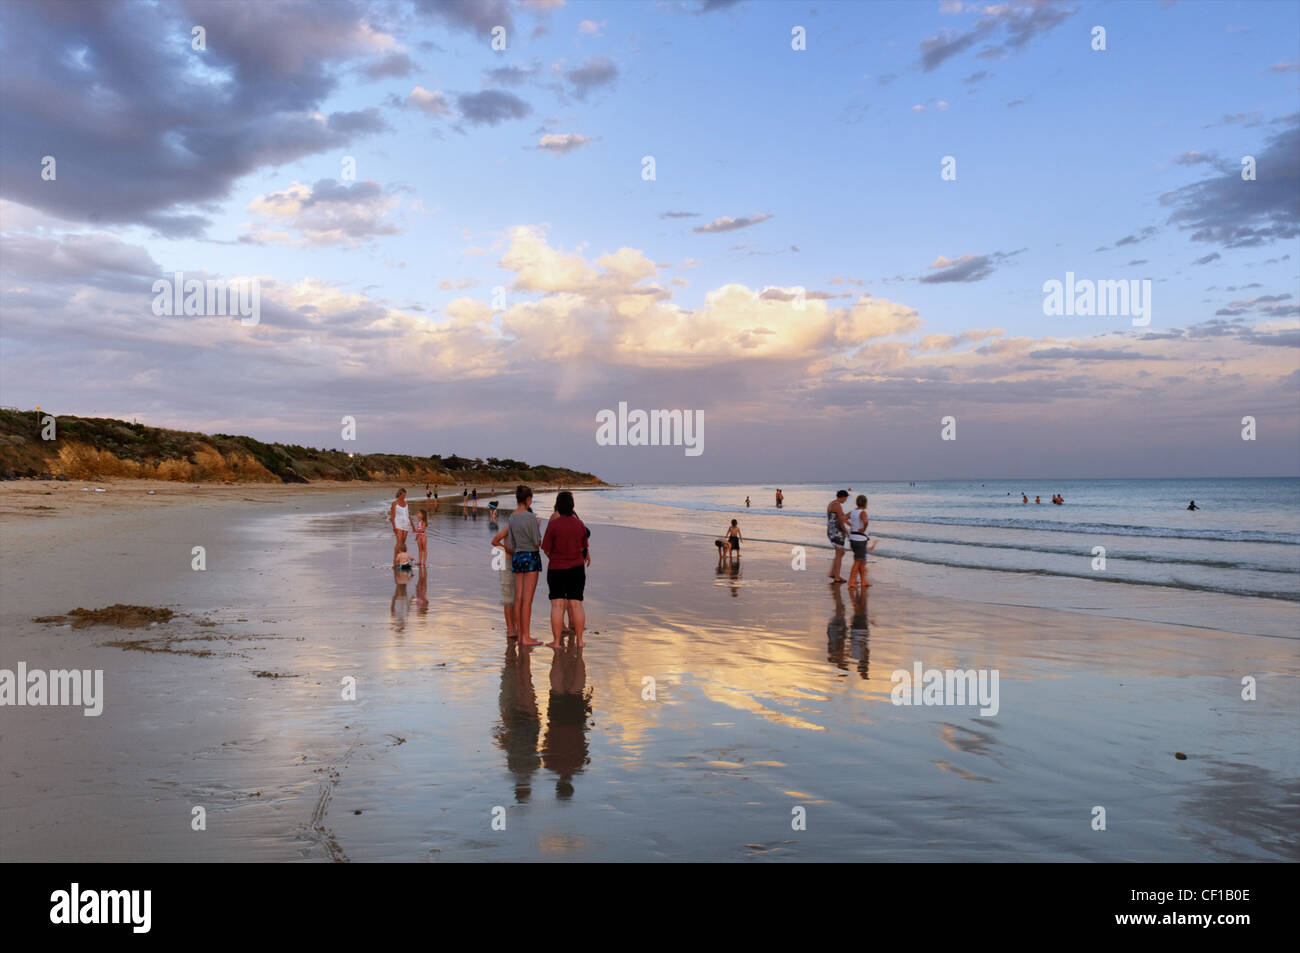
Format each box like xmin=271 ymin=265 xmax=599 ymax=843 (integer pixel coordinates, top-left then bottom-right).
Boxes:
xmin=603 ymin=496 xmax=1300 ymax=545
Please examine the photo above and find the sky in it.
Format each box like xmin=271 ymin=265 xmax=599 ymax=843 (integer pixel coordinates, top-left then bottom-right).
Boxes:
xmin=0 ymin=0 xmax=1297 ymax=483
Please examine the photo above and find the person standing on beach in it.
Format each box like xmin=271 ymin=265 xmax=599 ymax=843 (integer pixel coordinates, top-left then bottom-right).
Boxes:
xmin=724 ymin=519 xmax=742 ymax=560
xmin=472 ymin=488 xmax=478 ymax=512
xmin=745 ymin=496 xmax=750 ymax=508
xmin=775 ymin=489 xmax=784 ymax=508
xmin=826 ymin=490 xmax=850 ymax=583
xmin=390 ymin=488 xmax=412 ymax=567
xmin=845 ymin=494 xmax=877 ymax=589
xmin=414 ymin=509 xmax=429 ymax=566
xmin=541 ymin=490 xmax=590 ymax=649
xmin=508 ymin=485 xmax=544 ymax=647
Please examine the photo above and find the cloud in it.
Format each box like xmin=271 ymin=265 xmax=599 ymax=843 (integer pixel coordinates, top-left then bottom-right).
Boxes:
xmin=918 ymin=249 xmax=1024 ymax=284
xmin=1265 ymin=61 xmax=1299 ymax=73
xmin=537 ymin=133 xmax=593 ymax=154
xmin=660 ymin=211 xmax=701 ymax=219
xmin=409 ymin=86 xmax=452 ymax=116
xmin=693 ymin=213 xmax=773 ymax=234
xmin=244 ymin=179 xmax=401 ymax=247
xmin=485 ymin=64 xmax=539 ymax=86
xmin=920 ymin=0 xmax=1076 ymax=72
xmin=1161 ymin=117 xmax=1300 ymax=248
xmin=365 ymin=52 xmax=415 ymax=78
xmin=1192 ymin=252 xmax=1221 ymax=265
xmin=578 ymin=19 xmax=603 ymax=35
xmin=412 ymin=0 xmax=517 ymax=37
xmin=565 ymin=56 xmax=619 ymax=99
xmin=0 ymin=0 xmax=393 ymax=236
xmin=1029 ymin=347 xmax=1154 ymax=361
xmin=456 ymin=89 xmax=533 ymax=125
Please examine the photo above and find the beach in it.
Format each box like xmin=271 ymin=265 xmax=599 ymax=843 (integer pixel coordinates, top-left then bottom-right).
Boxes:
xmin=1 ymin=479 xmax=1297 ymax=862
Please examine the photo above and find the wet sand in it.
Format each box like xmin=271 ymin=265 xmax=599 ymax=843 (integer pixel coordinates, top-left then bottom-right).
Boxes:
xmin=1 ymin=482 xmax=1297 ymax=861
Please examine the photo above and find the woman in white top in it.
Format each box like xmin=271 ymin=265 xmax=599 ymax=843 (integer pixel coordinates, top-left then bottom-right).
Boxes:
xmin=390 ymin=488 xmax=412 ymax=567
xmin=846 ymin=494 xmax=877 ymax=589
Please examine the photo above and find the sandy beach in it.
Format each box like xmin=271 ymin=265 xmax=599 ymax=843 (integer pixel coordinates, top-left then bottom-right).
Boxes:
xmin=1 ymin=479 xmax=1295 ymax=862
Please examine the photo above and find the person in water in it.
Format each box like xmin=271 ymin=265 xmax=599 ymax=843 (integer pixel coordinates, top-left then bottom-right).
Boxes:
xmin=1034 ymin=496 xmax=1041 ymax=504
xmin=1021 ymin=493 xmax=1028 ymax=504
xmin=390 ymin=488 xmax=412 ymax=567
xmin=745 ymin=496 xmax=750 ymax=508
xmin=1187 ymin=500 xmax=1198 ymax=511
xmin=827 ymin=490 xmax=850 ymax=583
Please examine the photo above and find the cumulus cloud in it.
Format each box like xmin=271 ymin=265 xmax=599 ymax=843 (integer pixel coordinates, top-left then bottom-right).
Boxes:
xmin=244 ymin=179 xmax=402 ymax=246
xmin=0 ymin=0 xmax=392 ymax=236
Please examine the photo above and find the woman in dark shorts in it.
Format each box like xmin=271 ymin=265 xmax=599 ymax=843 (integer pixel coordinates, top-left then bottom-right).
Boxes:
xmin=541 ymin=490 xmax=591 ymax=648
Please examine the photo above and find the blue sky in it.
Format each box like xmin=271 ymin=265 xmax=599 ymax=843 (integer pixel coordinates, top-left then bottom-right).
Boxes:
xmin=1 ymin=0 xmax=1297 ymax=481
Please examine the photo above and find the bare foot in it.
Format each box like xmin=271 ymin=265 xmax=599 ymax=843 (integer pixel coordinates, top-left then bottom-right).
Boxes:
xmin=519 ymin=637 xmax=544 ymax=647
xmin=831 ymin=577 xmax=847 ymax=584
xmin=544 ymin=641 xmax=562 ymax=649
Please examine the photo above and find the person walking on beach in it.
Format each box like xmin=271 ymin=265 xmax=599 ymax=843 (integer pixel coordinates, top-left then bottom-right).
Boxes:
xmin=826 ymin=490 xmax=850 ymax=583
xmin=508 ymin=485 xmax=544 ymax=647
xmin=390 ymin=488 xmax=412 ymax=567
xmin=541 ymin=490 xmax=590 ymax=648
xmin=845 ymin=494 xmax=877 ymax=589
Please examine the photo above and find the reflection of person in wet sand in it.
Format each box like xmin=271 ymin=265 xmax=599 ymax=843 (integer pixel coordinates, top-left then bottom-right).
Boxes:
xmin=414 ymin=565 xmax=428 ymax=616
xmin=848 ymin=584 xmax=869 ymax=679
xmin=493 ymin=642 xmax=541 ymax=802
xmin=542 ymin=637 xmax=591 ymax=799
xmin=826 ymin=584 xmax=849 ymax=670
xmin=391 ymin=566 xmax=411 ymax=631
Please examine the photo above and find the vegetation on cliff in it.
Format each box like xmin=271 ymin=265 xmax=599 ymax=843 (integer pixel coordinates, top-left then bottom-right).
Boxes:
xmin=0 ymin=410 xmax=605 ymax=486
